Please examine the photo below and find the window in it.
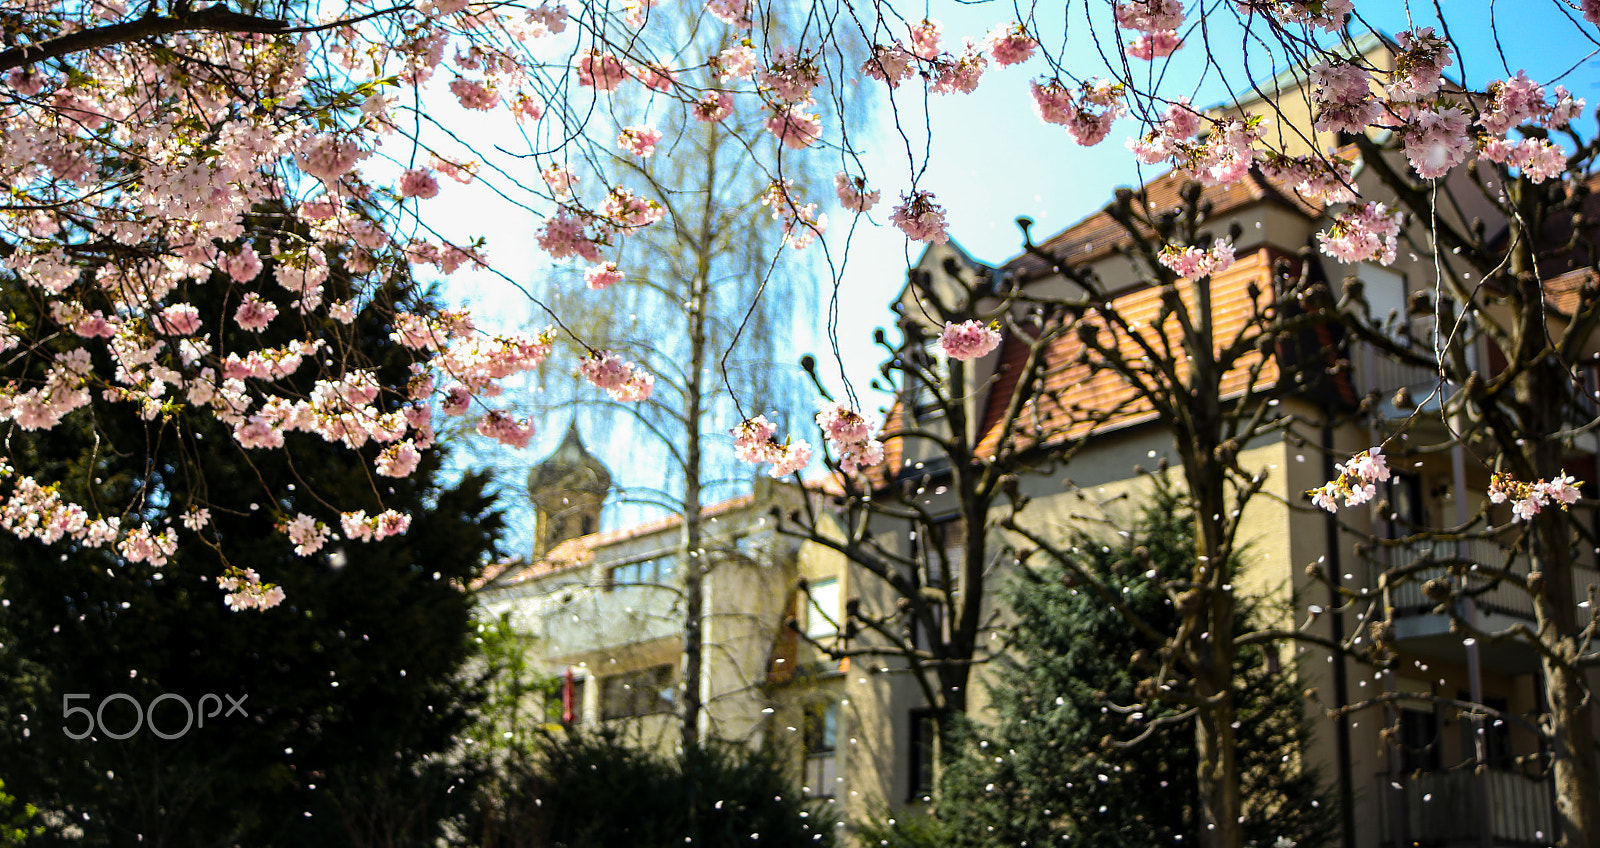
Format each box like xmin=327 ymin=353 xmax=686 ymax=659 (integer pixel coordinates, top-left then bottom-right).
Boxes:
xmin=600 ymin=665 xmax=674 ymax=720
xmin=802 ymin=703 xmax=839 ymax=799
xmin=1398 ymin=708 xmax=1441 ymax=773
xmin=1389 ymin=472 xmax=1424 ymax=534
xmin=609 ymin=556 xmax=676 ymax=588
xmin=907 ymin=341 xmax=949 ymax=418
xmin=1359 ymin=263 xmax=1409 ymax=338
xmin=543 ymin=675 xmax=584 ymax=725
xmin=911 ymin=519 xmax=962 ymax=651
xmin=907 ymin=709 xmax=936 ymax=801
xmin=806 ymin=577 xmax=840 ymax=640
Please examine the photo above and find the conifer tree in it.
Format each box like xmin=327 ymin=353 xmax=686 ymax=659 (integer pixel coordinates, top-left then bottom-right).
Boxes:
xmin=915 ymin=487 xmax=1338 ymax=848
xmin=0 ymin=250 xmax=504 ymax=846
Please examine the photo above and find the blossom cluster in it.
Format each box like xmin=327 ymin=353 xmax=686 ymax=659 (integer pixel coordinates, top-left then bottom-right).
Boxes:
xmin=1309 ymin=447 xmax=1392 ymax=512
xmin=218 ymin=567 xmax=287 ymax=612
xmin=577 ymin=351 xmax=655 ymax=402
xmin=1317 ymin=202 xmax=1404 ymax=266
xmin=889 ymin=191 xmax=950 ymax=244
xmin=834 ymin=172 xmax=881 ymax=214
xmin=938 ymin=320 xmax=1002 ymax=361
xmin=1112 ymin=0 xmax=1185 ymax=58
xmin=816 ymin=402 xmax=886 ymax=474
xmin=732 ymin=415 xmax=813 ymax=478
xmin=763 ymin=180 xmax=827 ymax=250
xmin=1488 ymin=473 xmax=1582 ymax=522
xmin=1030 ymin=78 xmax=1126 ymax=147
xmin=1157 ymin=240 xmax=1236 ymax=282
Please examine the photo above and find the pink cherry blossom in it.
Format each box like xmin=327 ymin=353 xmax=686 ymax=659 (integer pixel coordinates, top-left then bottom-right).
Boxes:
xmin=862 ymin=43 xmax=917 ymax=88
xmin=618 ymin=124 xmax=663 ymax=157
xmin=537 ymin=210 xmax=605 ymax=262
xmin=282 ymin=513 xmax=332 ymax=555
xmin=449 ymin=77 xmax=500 ymax=110
xmin=1114 ymin=0 xmax=1185 ymax=33
xmin=577 ymin=50 xmax=629 ymax=91
xmin=890 ymin=191 xmax=950 ymax=244
xmin=295 ymin=133 xmax=368 ymax=183
xmin=513 ymin=93 xmax=546 ymax=122
xmin=476 ymin=410 xmax=535 ymax=448
xmin=376 ymin=440 xmax=422 ymax=478
xmin=541 ymin=164 xmax=578 ymax=197
xmin=834 ymin=172 xmax=881 ymax=213
xmin=762 ymin=179 xmax=826 ymax=250
xmin=931 ymin=43 xmax=987 ymax=95
xmin=636 ymin=64 xmax=678 ymax=91
xmin=816 ymin=402 xmax=884 ymax=474
xmin=219 ymin=567 xmax=285 ymax=612
xmin=984 ymin=23 xmax=1037 ymax=66
xmin=1129 ymin=32 xmax=1184 ymax=60
xmin=1387 ymin=28 xmax=1452 ymax=103
xmin=733 ymin=416 xmax=780 ymax=463
xmin=155 ymin=303 xmax=203 ymax=335
xmin=717 ymin=45 xmax=760 ymax=81
xmin=1310 ymin=60 xmax=1380 ymax=134
xmin=760 ymin=50 xmax=821 ymax=103
xmin=693 ymin=91 xmax=736 ymax=123
xmin=601 ymin=188 xmax=665 ymax=233
xmin=939 ymin=320 xmax=1002 ymax=361
xmin=400 ymin=168 xmax=440 ymax=199
xmin=907 ymin=19 xmax=943 ymax=60
xmin=578 ymin=351 xmax=654 ymax=401
xmin=1402 ymin=104 xmax=1471 ymax=179
xmin=770 ymin=440 xmax=814 ymax=477
xmin=1482 ymin=71 xmax=1545 ymax=134
xmin=585 ymin=261 xmax=624 ymax=289
xmin=1167 ymin=240 xmax=1236 ymax=282
xmin=766 ymin=105 xmax=822 ymax=149
xmin=705 ymin=0 xmax=751 ymax=27
xmin=1259 ymin=153 xmax=1358 ymax=206
xmin=1318 ymin=202 xmax=1403 ymax=265
xmin=1031 ymin=78 xmax=1125 ymax=146
xmin=5 ymin=67 xmax=49 ymax=97
xmin=1308 ymin=448 xmax=1393 ymax=512
xmin=1548 ymin=86 xmax=1585 ymax=128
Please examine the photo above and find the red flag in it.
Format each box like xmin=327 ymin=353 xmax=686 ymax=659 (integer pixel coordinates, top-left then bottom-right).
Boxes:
xmin=562 ymin=666 xmax=575 ymax=725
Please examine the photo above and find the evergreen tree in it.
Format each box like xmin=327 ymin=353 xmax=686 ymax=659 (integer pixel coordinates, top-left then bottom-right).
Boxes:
xmin=883 ymin=487 xmax=1338 ymax=848
xmin=470 ymin=729 xmax=836 ymax=848
xmin=0 ymin=241 xmax=503 ymax=846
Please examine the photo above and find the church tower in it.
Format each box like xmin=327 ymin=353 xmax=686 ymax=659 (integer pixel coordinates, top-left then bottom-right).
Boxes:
xmin=526 ymin=422 xmax=612 ymax=560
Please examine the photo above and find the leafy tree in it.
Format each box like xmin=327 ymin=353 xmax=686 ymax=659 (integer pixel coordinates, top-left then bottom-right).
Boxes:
xmin=0 ymin=253 xmax=504 ymax=847
xmin=0 ymin=780 xmax=42 ymax=847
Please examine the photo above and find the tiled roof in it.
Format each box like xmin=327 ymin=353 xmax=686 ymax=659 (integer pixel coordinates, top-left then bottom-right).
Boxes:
xmin=975 ymin=245 xmax=1288 ymax=457
xmin=1007 ymin=166 xmax=1320 ymax=284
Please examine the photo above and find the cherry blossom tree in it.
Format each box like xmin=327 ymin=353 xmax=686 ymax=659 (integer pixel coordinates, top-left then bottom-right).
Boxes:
xmin=8 ymin=0 xmax=1600 ymax=841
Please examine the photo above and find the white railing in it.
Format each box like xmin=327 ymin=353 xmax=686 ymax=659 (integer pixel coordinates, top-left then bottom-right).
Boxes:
xmin=1377 ymin=541 xmax=1599 ymax=624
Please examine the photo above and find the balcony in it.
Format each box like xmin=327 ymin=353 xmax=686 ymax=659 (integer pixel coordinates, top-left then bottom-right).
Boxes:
xmin=1376 ymin=768 xmax=1554 ymax=848
xmin=1379 ymin=539 xmax=1599 ymax=623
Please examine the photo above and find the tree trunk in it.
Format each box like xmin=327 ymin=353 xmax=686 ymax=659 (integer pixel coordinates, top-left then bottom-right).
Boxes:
xmin=680 ymin=261 xmax=709 ymax=753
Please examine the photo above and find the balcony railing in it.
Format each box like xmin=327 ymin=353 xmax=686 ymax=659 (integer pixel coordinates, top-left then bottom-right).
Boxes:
xmin=1378 ymin=540 xmax=1600 ymax=623
xmin=1350 ymin=338 xmax=1446 ymax=406
xmin=1377 ymin=768 xmax=1554 ymax=848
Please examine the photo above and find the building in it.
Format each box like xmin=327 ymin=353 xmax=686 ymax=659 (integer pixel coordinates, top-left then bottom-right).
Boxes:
xmin=800 ymin=52 xmax=1600 ymax=848
xmin=477 ymin=43 xmax=1600 ymax=847
xmin=475 ymin=422 xmax=842 ymax=766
